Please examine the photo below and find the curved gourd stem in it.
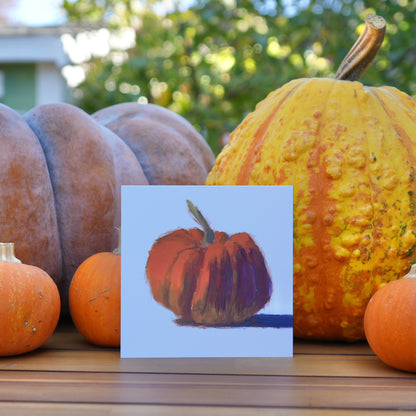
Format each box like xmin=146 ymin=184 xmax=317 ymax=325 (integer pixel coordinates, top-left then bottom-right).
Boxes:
xmin=113 ymin=227 xmax=121 ymax=255
xmin=335 ymin=13 xmax=386 ymax=81
xmin=186 ymin=200 xmax=215 ymax=245
xmin=0 ymin=242 xmax=22 ymax=263
xmin=403 ymin=263 xmax=416 ymax=279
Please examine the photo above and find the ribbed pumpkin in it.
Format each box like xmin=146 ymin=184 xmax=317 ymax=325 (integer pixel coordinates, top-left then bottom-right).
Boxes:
xmin=364 ymin=264 xmax=416 ymax=372
xmin=207 ymin=14 xmax=416 ymax=340
xmin=69 ymin=229 xmax=121 ymax=347
xmin=93 ymin=102 xmax=216 ymax=185
xmin=0 ymin=243 xmax=60 ymax=356
xmin=0 ymin=101 xmax=214 ymax=316
xmin=146 ymin=200 xmax=272 ymax=325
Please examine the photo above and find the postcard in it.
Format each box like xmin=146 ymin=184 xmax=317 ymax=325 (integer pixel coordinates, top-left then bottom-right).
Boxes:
xmin=121 ymin=185 xmax=293 ymax=358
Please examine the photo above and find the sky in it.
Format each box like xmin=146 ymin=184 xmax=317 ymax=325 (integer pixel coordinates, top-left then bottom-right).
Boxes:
xmin=9 ymin=0 xmax=66 ymax=26
xmin=7 ymin=0 xmax=192 ymax=26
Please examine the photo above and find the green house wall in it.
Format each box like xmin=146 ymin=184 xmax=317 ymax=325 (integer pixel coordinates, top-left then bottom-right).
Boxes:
xmin=0 ymin=63 xmax=36 ymax=114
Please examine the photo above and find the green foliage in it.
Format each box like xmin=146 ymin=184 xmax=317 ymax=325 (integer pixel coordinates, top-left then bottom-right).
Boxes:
xmin=64 ymin=0 xmax=416 ymax=154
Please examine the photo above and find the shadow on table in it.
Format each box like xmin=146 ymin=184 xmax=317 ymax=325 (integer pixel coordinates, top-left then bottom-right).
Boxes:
xmin=175 ymin=314 xmax=293 ymax=329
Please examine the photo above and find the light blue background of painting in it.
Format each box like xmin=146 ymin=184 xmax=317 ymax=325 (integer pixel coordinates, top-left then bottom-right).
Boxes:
xmin=121 ymin=185 xmax=293 ymax=358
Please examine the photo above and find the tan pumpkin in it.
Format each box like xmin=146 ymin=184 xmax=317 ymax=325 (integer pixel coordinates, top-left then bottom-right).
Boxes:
xmin=207 ymin=14 xmax=416 ymax=340
xmin=0 ymin=101 xmax=214 ymax=316
xmin=0 ymin=243 xmax=60 ymax=356
xmin=93 ymin=103 xmax=215 ymax=185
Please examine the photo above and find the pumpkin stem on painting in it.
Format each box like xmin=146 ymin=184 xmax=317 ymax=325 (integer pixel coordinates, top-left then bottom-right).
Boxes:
xmin=186 ymin=200 xmax=215 ymax=245
xmin=335 ymin=13 xmax=386 ymax=82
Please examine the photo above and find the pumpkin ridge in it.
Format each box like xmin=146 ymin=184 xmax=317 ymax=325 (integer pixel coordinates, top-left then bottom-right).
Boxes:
xmin=365 ymin=87 xmax=416 ymax=259
xmin=223 ymin=248 xmax=240 ymax=318
xmin=235 ymin=79 xmax=309 ymax=184
xmin=224 ymin=78 xmax=351 ymax=337
xmin=0 ymin=106 xmax=62 ymax=290
xmin=290 ymin=80 xmax=386 ymax=339
xmin=162 ymin=245 xmax=204 ymax=311
xmin=181 ymin=253 xmax=205 ymax=320
xmin=211 ymin=249 xmax=235 ymax=319
xmin=168 ymin=247 xmax=205 ymax=320
xmin=190 ymin=243 xmax=223 ymax=323
xmin=353 ymin=86 xmax=406 ymax=297
xmin=377 ymin=87 xmax=416 ymax=118
xmin=145 ymin=227 xmax=206 ymax=318
xmin=227 ymin=234 xmax=271 ymax=316
xmin=226 ymin=239 xmax=251 ymax=316
xmin=351 ymin=85 xmax=379 ymax=301
xmin=335 ymin=85 xmax=377 ymax=337
xmin=287 ymin=80 xmax=346 ymax=339
xmin=369 ymin=87 xmax=416 ymax=169
xmin=318 ymin=82 xmax=381 ymax=339
xmin=237 ymin=247 xmax=261 ymax=314
xmin=248 ymin=248 xmax=272 ymax=310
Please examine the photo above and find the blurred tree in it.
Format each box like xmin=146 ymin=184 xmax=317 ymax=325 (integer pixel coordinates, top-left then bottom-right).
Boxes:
xmin=63 ymin=0 xmax=416 ymax=154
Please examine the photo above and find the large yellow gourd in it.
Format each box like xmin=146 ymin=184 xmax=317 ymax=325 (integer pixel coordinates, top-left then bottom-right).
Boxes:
xmin=207 ymin=15 xmax=416 ymax=341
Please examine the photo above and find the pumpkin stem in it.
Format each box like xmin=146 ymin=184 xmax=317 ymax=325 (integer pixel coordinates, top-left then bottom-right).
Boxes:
xmin=0 ymin=242 xmax=22 ymax=263
xmin=335 ymin=13 xmax=386 ymax=81
xmin=186 ymin=200 xmax=215 ymax=245
xmin=113 ymin=227 xmax=121 ymax=255
xmin=404 ymin=263 xmax=416 ymax=279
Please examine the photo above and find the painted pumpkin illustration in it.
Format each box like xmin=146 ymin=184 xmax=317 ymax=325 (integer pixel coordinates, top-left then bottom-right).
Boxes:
xmin=206 ymin=15 xmax=416 ymax=340
xmin=145 ymin=200 xmax=272 ymax=325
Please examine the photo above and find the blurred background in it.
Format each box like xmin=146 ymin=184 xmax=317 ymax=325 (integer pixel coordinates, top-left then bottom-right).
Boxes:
xmin=1 ymin=0 xmax=415 ymax=154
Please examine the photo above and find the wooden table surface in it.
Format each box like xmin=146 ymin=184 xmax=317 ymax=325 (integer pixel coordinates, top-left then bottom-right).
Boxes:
xmin=0 ymin=322 xmax=415 ymax=415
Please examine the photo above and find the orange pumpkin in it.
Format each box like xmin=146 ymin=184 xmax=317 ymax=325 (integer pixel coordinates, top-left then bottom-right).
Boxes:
xmin=69 ymin=229 xmax=121 ymax=347
xmin=0 ymin=243 xmax=60 ymax=356
xmin=207 ymin=15 xmax=416 ymax=340
xmin=146 ymin=200 xmax=272 ymax=325
xmin=0 ymin=101 xmax=214 ymax=316
xmin=364 ymin=264 xmax=416 ymax=372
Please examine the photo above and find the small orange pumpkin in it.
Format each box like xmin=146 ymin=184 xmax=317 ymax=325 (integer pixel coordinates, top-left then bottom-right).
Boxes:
xmin=69 ymin=229 xmax=121 ymax=347
xmin=364 ymin=264 xmax=416 ymax=372
xmin=0 ymin=242 xmax=60 ymax=356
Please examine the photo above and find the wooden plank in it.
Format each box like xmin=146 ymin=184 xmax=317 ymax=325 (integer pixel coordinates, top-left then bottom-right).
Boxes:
xmin=0 ymin=346 xmax=411 ymax=378
xmin=46 ymin=322 xmax=376 ymax=356
xmin=0 ymin=371 xmax=416 ymax=410
xmin=44 ymin=331 xmax=376 ymax=356
xmin=294 ymin=339 xmax=374 ymax=355
xmin=50 ymin=323 xmax=375 ymax=354
xmin=1 ymin=323 xmax=416 ymax=414
xmin=0 ymin=402 xmax=412 ymax=416
xmin=41 ymin=322 xmax=103 ymax=351
xmin=1 ymin=402 xmax=412 ymax=416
